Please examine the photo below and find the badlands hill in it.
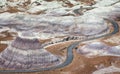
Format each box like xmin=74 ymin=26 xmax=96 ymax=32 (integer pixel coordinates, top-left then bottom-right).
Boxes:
xmin=0 ymin=0 xmax=95 ymax=14
xmin=0 ymin=0 xmax=120 ymax=74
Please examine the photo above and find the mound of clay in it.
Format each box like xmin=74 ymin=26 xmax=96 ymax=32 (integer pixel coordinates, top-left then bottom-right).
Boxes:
xmin=0 ymin=32 xmax=62 ymax=70
xmin=77 ymin=42 xmax=120 ymax=57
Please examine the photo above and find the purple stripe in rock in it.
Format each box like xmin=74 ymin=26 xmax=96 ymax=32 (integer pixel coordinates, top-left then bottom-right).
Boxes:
xmin=0 ymin=36 xmax=61 ymax=69
xmin=11 ymin=37 xmax=42 ymax=50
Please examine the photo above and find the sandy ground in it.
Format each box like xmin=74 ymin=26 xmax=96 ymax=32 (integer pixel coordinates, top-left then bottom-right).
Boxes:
xmin=102 ymin=21 xmax=120 ymax=46
xmin=0 ymin=31 xmax=16 ymax=52
xmin=0 ymin=44 xmax=7 ymax=52
xmin=0 ymin=0 xmax=120 ymax=74
xmin=0 ymin=0 xmax=95 ymax=14
xmin=0 ymin=21 xmax=120 ymax=74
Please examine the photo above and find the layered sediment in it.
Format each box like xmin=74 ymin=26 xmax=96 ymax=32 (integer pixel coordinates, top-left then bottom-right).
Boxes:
xmin=77 ymin=42 xmax=120 ymax=57
xmin=0 ymin=33 xmax=62 ymax=70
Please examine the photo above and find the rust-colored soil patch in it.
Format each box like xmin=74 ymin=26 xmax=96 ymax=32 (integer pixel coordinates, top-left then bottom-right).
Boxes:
xmin=0 ymin=44 xmax=7 ymax=52
xmin=0 ymin=31 xmax=16 ymax=41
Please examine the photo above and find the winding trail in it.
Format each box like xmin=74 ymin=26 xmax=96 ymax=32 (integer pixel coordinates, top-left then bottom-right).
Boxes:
xmin=0 ymin=19 xmax=119 ymax=73
xmin=0 ymin=18 xmax=119 ymax=72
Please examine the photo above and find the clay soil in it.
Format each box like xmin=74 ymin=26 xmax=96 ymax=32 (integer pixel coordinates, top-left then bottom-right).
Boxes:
xmin=0 ymin=21 xmax=120 ymax=74
xmin=0 ymin=0 xmax=95 ymax=14
xmin=0 ymin=31 xmax=16 ymax=52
